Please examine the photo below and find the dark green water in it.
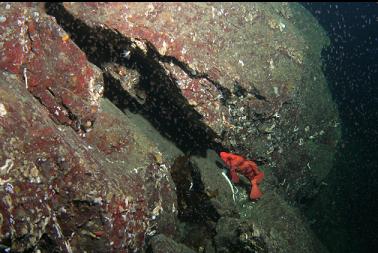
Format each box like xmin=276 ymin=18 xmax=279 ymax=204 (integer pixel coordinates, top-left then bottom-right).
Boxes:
xmin=303 ymin=3 xmax=378 ymax=253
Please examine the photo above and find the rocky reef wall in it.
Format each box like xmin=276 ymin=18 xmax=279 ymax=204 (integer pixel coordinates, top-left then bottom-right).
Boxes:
xmin=0 ymin=2 xmax=339 ymax=252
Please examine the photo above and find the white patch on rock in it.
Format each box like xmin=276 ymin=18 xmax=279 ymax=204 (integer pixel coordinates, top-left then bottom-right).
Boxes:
xmin=0 ymin=158 xmax=14 ymax=174
xmin=160 ymin=40 xmax=168 ymax=55
xmin=269 ymin=59 xmax=275 ymax=69
xmin=273 ymin=86 xmax=279 ymax=96
xmin=0 ymin=103 xmax=7 ymax=117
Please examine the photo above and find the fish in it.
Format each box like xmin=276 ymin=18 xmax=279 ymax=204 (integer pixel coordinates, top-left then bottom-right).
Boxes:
xmin=220 ymin=151 xmax=265 ymax=200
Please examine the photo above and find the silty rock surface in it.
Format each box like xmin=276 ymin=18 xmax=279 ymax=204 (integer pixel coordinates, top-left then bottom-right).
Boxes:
xmin=60 ymin=2 xmax=341 ymax=203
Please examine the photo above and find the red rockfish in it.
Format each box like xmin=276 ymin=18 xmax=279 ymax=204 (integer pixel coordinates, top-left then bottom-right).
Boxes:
xmin=220 ymin=151 xmax=265 ymax=200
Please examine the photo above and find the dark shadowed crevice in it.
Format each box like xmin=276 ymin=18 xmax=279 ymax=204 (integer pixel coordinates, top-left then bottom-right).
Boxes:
xmin=170 ymin=155 xmax=219 ymax=251
xmin=45 ymin=2 xmax=226 ymax=157
xmin=45 ymin=2 xmax=228 ymax=251
xmin=32 ymin=234 xmax=59 ymax=253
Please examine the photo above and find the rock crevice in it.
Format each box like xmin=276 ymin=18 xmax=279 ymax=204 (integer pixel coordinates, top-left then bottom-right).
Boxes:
xmin=45 ymin=2 xmax=225 ymax=156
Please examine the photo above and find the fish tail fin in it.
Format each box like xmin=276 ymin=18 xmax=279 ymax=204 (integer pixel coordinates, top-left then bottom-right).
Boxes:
xmin=254 ymin=171 xmax=265 ymax=184
xmin=250 ymin=180 xmax=262 ymax=200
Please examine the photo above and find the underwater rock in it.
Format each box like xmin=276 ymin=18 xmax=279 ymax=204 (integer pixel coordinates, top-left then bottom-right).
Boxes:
xmin=0 ymin=3 xmax=177 ymax=252
xmin=238 ymin=190 xmax=330 ymax=253
xmin=0 ymin=71 xmax=177 ymax=252
xmin=0 ymin=2 xmax=335 ymax=252
xmin=189 ymin=150 xmax=237 ymax=218
xmin=214 ymin=217 xmax=268 ymax=253
xmin=0 ymin=2 xmax=103 ymax=132
xmin=148 ymin=234 xmax=196 ymax=253
xmin=58 ymin=2 xmax=341 ymax=204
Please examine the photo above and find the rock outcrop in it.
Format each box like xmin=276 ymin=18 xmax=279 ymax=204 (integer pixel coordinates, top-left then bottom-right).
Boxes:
xmin=0 ymin=2 xmax=338 ymax=252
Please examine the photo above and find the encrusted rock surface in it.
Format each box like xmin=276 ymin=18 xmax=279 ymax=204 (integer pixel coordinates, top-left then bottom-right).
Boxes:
xmin=214 ymin=217 xmax=267 ymax=253
xmin=0 ymin=73 xmax=176 ymax=252
xmin=59 ymin=2 xmax=340 ymax=203
xmin=0 ymin=2 xmax=103 ymax=132
xmin=0 ymin=3 xmax=176 ymax=252
xmin=148 ymin=234 xmax=196 ymax=253
xmin=0 ymin=2 xmax=337 ymax=253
